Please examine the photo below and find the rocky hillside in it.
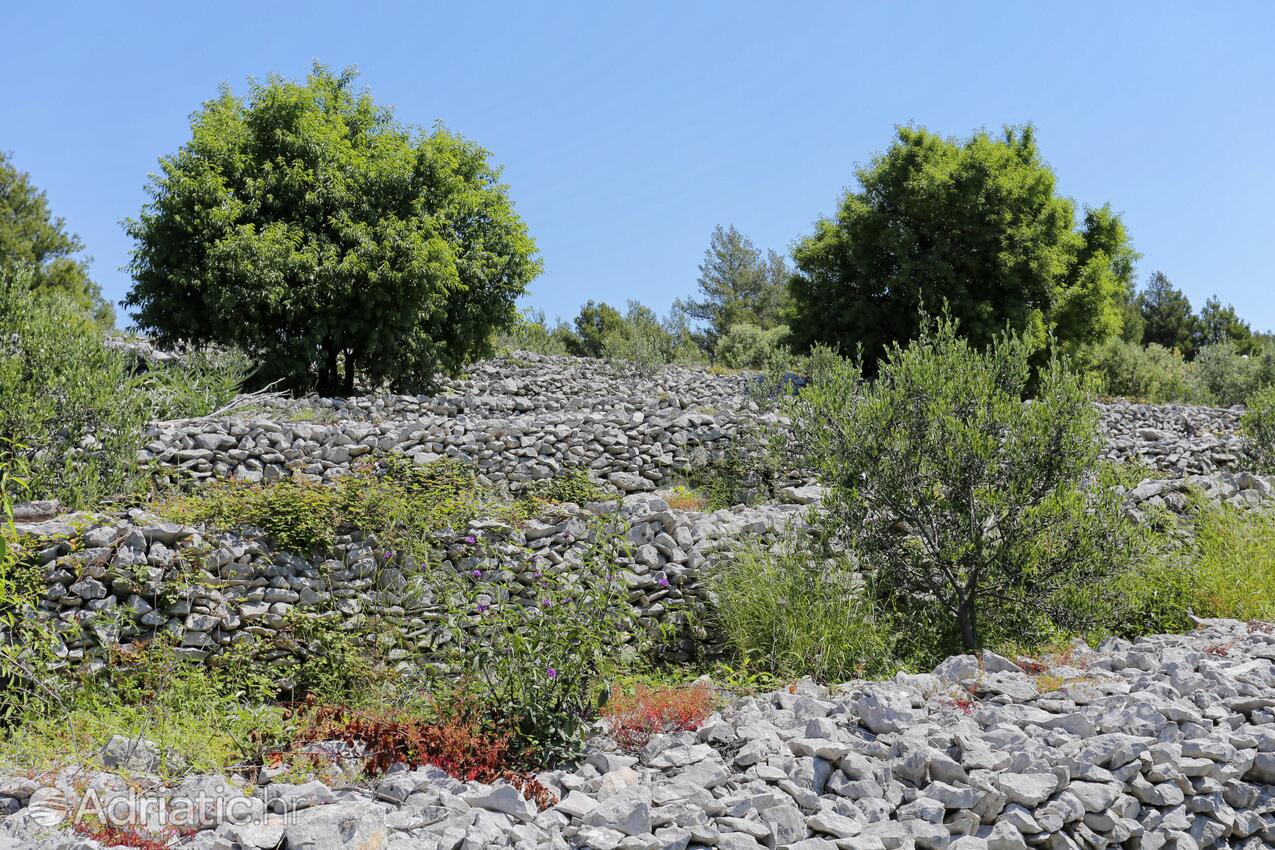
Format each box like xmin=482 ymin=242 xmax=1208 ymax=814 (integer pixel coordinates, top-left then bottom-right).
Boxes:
xmin=6 ymin=353 xmax=1275 ymax=850
xmin=2 ymin=618 xmax=1273 ymax=850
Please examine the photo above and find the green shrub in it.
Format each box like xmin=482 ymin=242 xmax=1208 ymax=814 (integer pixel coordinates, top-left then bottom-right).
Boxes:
xmin=713 ymin=323 xmax=791 ymax=369
xmin=139 ymin=347 xmax=253 ymax=420
xmin=601 ymin=301 xmax=707 ymax=370
xmin=696 ymin=439 xmax=784 ymax=510
xmin=161 ymin=476 xmax=339 ymax=552
xmin=436 ymin=526 xmax=641 ymax=763
xmin=1242 ymin=384 xmax=1275 ymax=469
xmin=708 ymin=543 xmax=895 ymax=682
xmin=0 ymin=449 xmax=65 ymax=724
xmin=1083 ymin=338 xmax=1196 ymax=402
xmin=270 ymin=611 xmax=397 ymax=703
xmin=161 ymin=457 xmax=531 ymax=558
xmin=0 ymin=274 xmax=148 ymax=507
xmin=794 ymin=317 xmax=1139 ymax=653
xmin=1193 ymin=341 xmax=1275 ymax=407
xmin=496 ymin=309 xmax=572 ymax=356
xmin=530 ymin=467 xmax=607 ymax=505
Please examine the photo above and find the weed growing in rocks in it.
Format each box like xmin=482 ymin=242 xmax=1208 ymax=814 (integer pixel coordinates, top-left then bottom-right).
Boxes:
xmin=293 ymin=703 xmax=555 ymax=808
xmin=601 ymin=682 xmax=715 ymax=753
xmin=709 ymin=543 xmax=896 ymax=682
xmin=434 ymin=524 xmax=643 ymax=764
xmin=524 ymin=467 xmax=607 ymax=505
xmin=158 ymin=456 xmax=517 ymax=558
xmin=2 ymin=639 xmax=287 ymax=777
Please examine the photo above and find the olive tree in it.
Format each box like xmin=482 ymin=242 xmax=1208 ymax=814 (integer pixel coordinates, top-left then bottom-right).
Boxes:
xmin=125 ymin=66 xmax=540 ymax=395
xmin=793 ymin=318 xmax=1135 ymax=652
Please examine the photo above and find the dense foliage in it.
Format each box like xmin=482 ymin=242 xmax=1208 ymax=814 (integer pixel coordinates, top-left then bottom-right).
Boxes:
xmin=675 ymin=225 xmax=788 ymax=348
xmin=0 ymin=151 xmax=114 ymax=327
xmin=713 ymin=322 xmax=790 ymax=369
xmin=1083 ymin=339 xmax=1196 ymax=403
xmin=125 ymin=65 xmax=540 ymax=395
xmin=1242 ymin=385 xmax=1275 ymax=469
xmin=0 ymin=275 xmax=147 ymax=507
xmin=787 ymin=126 xmax=1139 ymax=368
xmin=794 ymin=319 xmax=1138 ymax=652
xmin=1138 ymin=271 xmax=1199 ymax=357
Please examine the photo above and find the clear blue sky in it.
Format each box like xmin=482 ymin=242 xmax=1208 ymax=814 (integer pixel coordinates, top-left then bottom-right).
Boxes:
xmin=4 ymin=2 xmax=1274 ymax=329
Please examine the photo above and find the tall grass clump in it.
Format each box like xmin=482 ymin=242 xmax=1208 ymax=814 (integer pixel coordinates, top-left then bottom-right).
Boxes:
xmin=709 ymin=544 xmax=895 ymax=682
xmin=1184 ymin=505 xmax=1275 ymax=622
xmin=0 ymin=271 xmax=148 ymax=507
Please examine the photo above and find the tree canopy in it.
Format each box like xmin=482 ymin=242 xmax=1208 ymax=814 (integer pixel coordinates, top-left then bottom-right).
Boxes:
xmin=1137 ymin=271 xmax=1198 ymax=357
xmin=0 ymin=151 xmax=114 ymax=327
xmin=787 ymin=125 xmax=1138 ymax=367
xmin=1196 ymin=295 xmax=1252 ymax=352
xmin=675 ymin=225 xmax=788 ymax=347
xmin=124 ymin=65 xmax=540 ymax=394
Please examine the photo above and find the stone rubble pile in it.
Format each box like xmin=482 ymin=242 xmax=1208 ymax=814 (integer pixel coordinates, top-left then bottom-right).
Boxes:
xmin=138 ymin=355 xmax=1258 ymax=503
xmin=1098 ymin=403 xmax=1249 ymax=477
xmin=3 ymin=619 xmax=1274 ymax=850
xmin=12 ymin=494 xmax=814 ymax=669
xmin=141 ymin=354 xmax=787 ymax=494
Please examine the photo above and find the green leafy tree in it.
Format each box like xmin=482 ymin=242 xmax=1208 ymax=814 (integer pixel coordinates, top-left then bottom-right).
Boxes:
xmin=676 ymin=225 xmax=788 ymax=348
xmin=125 ymin=66 xmax=540 ymax=395
xmin=793 ymin=318 xmax=1135 ymax=653
xmin=0 ymin=152 xmax=114 ymax=327
xmin=1138 ymin=272 xmax=1198 ymax=356
xmin=1196 ymin=296 xmax=1252 ymax=352
xmin=787 ymin=126 xmax=1137 ymax=369
xmin=563 ymin=301 xmax=625 ymax=358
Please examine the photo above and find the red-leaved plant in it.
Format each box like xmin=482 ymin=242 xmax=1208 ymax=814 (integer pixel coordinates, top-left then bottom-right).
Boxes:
xmin=290 ymin=704 xmax=556 ymax=809
xmin=601 ymin=683 xmax=715 ymax=753
xmin=73 ymin=821 xmax=177 ymax=850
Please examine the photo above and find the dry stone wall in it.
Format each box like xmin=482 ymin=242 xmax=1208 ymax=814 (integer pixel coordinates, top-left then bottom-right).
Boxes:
xmin=142 ymin=355 xmax=1258 ymax=499
xmin=18 ymin=353 xmax=1275 ymax=673
xmin=13 ymin=494 xmax=814 ymax=671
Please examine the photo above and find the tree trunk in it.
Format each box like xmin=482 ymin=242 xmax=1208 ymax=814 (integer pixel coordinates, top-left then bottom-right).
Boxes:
xmin=320 ymin=344 xmax=339 ymax=396
xmin=956 ymin=593 xmax=979 ymax=651
xmin=342 ymin=350 xmax=357 ymax=396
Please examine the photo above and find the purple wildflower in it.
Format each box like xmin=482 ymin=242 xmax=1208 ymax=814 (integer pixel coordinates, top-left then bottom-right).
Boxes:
xmin=476 ymin=603 xmax=489 ymax=614
xmin=546 ymin=667 xmax=557 ymax=679
xmin=471 ymin=569 xmax=482 ymax=579
xmin=464 ymin=535 xmax=477 ymax=545
xmin=532 ymin=571 xmax=543 ymax=580
xmin=540 ymin=598 xmax=553 ymax=608
xmin=658 ymin=576 xmax=670 ymax=588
